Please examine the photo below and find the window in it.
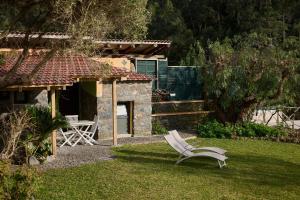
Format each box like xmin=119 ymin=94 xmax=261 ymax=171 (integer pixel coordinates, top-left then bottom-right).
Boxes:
xmin=136 ymin=59 xmax=169 ymax=90
xmin=136 ymin=60 xmax=157 ymax=89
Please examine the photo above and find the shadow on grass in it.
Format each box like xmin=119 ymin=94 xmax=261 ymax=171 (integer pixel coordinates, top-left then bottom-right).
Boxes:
xmin=114 ymin=148 xmax=300 ymax=187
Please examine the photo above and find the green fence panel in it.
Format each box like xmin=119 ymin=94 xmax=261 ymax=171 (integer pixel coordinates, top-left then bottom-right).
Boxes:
xmin=158 ymin=60 xmax=168 ymax=89
xmin=136 ymin=60 xmax=202 ymax=100
xmin=166 ymin=67 xmax=202 ymax=100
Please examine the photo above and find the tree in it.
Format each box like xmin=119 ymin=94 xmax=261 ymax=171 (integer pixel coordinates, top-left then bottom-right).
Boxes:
xmin=148 ymin=0 xmax=300 ymax=65
xmin=0 ymin=0 xmax=149 ymax=89
xmin=195 ymin=34 xmax=299 ymax=123
xmin=179 ymin=41 xmax=205 ymax=66
xmin=147 ymin=0 xmax=194 ymax=65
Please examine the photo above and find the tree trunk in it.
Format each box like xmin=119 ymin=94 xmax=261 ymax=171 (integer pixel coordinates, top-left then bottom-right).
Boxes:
xmin=214 ymin=99 xmax=258 ymax=124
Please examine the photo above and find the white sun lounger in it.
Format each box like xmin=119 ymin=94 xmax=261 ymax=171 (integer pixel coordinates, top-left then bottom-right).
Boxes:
xmin=164 ymin=134 xmax=228 ymax=168
xmin=169 ymin=130 xmax=227 ymax=155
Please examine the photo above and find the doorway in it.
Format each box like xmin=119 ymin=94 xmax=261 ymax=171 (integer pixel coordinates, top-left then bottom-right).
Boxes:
xmin=117 ymin=101 xmax=134 ymax=136
xmin=59 ymin=83 xmax=79 ymax=116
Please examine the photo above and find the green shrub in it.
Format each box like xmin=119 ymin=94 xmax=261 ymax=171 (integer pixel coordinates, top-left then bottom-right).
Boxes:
xmin=235 ymin=123 xmax=256 ymax=137
xmin=24 ymin=106 xmax=68 ymax=162
xmin=0 ymin=160 xmax=39 ymax=200
xmin=235 ymin=122 xmax=286 ymax=137
xmin=26 ymin=106 xmax=68 ymax=141
xmin=197 ymin=120 xmax=287 ymax=138
xmin=197 ymin=120 xmax=233 ymax=138
xmin=152 ymin=120 xmax=168 ymax=135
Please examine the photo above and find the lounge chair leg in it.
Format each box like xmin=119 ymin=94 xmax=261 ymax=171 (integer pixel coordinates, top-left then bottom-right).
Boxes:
xmin=176 ymin=155 xmax=183 ymax=164
xmin=218 ymin=160 xmax=226 ymax=168
xmin=176 ymin=156 xmax=189 ymax=165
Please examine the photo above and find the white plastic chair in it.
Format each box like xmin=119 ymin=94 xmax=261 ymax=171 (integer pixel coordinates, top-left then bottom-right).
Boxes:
xmin=169 ymin=130 xmax=227 ymax=155
xmin=57 ymin=128 xmax=76 ymax=147
xmin=164 ymin=134 xmax=228 ymax=168
xmin=82 ymin=115 xmax=99 ymax=144
xmin=65 ymin=115 xmax=79 ymax=123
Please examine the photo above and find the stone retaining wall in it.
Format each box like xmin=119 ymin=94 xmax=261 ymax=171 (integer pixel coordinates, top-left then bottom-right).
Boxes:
xmin=152 ymin=101 xmax=213 ymax=130
xmin=153 ymin=114 xmax=210 ymax=131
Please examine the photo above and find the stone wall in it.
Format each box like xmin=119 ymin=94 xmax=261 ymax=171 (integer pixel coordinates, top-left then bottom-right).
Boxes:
xmin=97 ymin=81 xmax=152 ymax=139
xmin=152 ymin=101 xmax=213 ymax=131
xmin=153 ymin=114 xmax=210 ymax=131
xmin=0 ymin=90 xmax=48 ymax=114
xmin=27 ymin=90 xmax=48 ymax=107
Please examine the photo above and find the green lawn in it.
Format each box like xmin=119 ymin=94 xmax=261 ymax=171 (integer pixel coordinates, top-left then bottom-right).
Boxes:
xmin=37 ymin=139 xmax=300 ymax=200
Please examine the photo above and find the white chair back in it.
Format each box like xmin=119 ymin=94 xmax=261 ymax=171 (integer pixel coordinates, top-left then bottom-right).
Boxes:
xmin=90 ymin=115 xmax=99 ymax=133
xmin=164 ymin=134 xmax=193 ymax=157
xmin=169 ymin=130 xmax=193 ymax=149
xmin=65 ymin=115 xmax=78 ymax=123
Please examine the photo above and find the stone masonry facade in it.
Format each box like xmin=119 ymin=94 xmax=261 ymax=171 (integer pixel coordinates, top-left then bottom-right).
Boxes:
xmin=97 ymin=81 xmax=152 ymax=139
xmin=0 ymin=90 xmax=48 ymax=113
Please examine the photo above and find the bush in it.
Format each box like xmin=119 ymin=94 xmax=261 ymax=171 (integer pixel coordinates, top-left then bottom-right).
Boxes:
xmin=0 ymin=160 xmax=39 ymax=200
xmin=197 ymin=120 xmax=233 ymax=138
xmin=24 ymin=106 xmax=68 ymax=162
xmin=1 ymin=107 xmax=67 ymax=164
xmin=152 ymin=120 xmax=168 ymax=135
xmin=197 ymin=120 xmax=286 ymax=139
xmin=26 ymin=106 xmax=68 ymax=141
xmin=0 ymin=111 xmax=31 ymax=162
xmin=235 ymin=122 xmax=286 ymax=137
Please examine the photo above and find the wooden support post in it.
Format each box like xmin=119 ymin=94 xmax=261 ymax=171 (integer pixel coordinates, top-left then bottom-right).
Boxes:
xmin=96 ymin=81 xmax=103 ymax=97
xmin=129 ymin=101 xmax=133 ymax=136
xmin=51 ymin=89 xmax=57 ymax=156
xmin=112 ymin=79 xmax=118 ymax=145
xmin=276 ymin=110 xmax=279 ymax=124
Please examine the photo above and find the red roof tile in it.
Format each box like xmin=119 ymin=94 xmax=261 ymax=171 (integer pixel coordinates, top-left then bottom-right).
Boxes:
xmin=0 ymin=53 xmax=152 ymax=87
xmin=111 ymin=67 xmax=152 ymax=81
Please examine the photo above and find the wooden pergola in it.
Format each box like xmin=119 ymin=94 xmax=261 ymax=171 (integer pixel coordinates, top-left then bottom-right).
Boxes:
xmin=50 ymin=78 xmax=122 ymax=156
xmin=7 ymin=76 xmax=124 ymax=156
xmin=2 ymin=33 xmax=171 ymax=57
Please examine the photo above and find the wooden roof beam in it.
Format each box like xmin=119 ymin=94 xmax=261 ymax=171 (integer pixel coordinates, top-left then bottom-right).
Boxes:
xmin=142 ymin=44 xmax=158 ymax=54
xmin=122 ymin=44 xmax=139 ymax=54
xmin=149 ymin=45 xmax=168 ymax=56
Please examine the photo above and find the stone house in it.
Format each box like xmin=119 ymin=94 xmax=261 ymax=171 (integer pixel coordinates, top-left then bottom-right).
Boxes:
xmin=0 ymin=33 xmax=171 ymax=144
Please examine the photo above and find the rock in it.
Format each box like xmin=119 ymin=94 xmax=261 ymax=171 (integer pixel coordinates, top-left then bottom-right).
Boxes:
xmin=28 ymin=156 xmax=40 ymax=166
xmin=46 ymin=155 xmax=55 ymax=163
xmin=0 ymin=113 xmax=9 ymax=121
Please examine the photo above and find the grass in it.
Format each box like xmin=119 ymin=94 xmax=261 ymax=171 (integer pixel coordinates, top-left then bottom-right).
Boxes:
xmin=36 ymin=139 xmax=300 ymax=200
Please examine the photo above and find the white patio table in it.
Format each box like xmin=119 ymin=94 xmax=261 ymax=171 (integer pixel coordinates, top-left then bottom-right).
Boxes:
xmin=69 ymin=120 xmax=95 ymax=146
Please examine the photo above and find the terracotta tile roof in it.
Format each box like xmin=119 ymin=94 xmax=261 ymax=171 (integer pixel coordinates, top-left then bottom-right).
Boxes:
xmin=111 ymin=67 xmax=152 ymax=81
xmin=0 ymin=52 xmax=152 ymax=87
